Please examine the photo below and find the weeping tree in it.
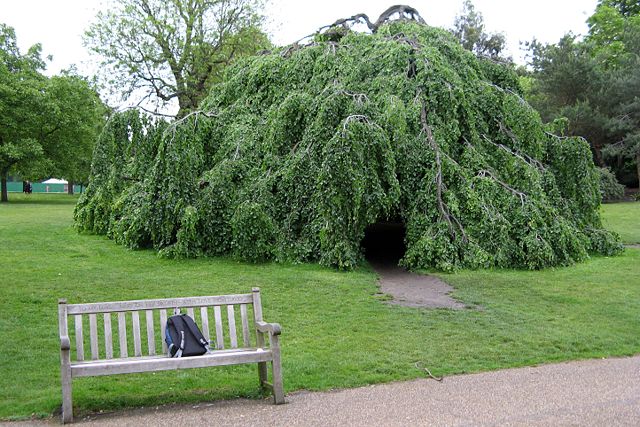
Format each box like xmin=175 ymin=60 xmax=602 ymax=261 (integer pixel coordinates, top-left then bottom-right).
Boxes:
xmin=75 ymin=6 xmax=622 ymax=271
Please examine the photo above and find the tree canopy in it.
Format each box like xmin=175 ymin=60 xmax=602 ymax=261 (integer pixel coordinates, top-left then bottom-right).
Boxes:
xmin=525 ymin=1 xmax=640 ymax=187
xmin=0 ymin=24 xmax=105 ymax=201
xmin=452 ymin=0 xmax=507 ymax=60
xmin=85 ymin=0 xmax=270 ymax=117
xmin=75 ymin=11 xmax=621 ymax=271
xmin=0 ymin=24 xmax=47 ymax=202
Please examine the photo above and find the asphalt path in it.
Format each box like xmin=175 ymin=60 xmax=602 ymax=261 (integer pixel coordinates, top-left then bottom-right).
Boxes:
xmin=11 ymin=355 xmax=639 ymax=426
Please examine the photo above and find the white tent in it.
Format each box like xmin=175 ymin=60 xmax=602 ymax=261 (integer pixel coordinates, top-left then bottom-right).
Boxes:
xmin=41 ymin=178 xmax=68 ymax=184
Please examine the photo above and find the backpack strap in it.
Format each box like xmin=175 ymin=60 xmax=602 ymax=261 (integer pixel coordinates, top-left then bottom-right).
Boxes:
xmin=167 ymin=316 xmax=186 ymax=358
xmin=180 ymin=314 xmax=211 ymax=352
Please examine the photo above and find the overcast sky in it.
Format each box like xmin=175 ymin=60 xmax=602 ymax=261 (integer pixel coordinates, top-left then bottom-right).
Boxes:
xmin=3 ymin=0 xmax=598 ymax=75
xmin=2 ymin=0 xmax=597 ymax=114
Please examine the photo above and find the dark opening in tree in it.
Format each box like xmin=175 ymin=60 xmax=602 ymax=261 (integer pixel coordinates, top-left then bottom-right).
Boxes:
xmin=362 ymin=221 xmax=407 ymax=266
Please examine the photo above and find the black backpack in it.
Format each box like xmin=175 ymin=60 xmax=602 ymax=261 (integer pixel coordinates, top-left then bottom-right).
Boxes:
xmin=165 ymin=314 xmax=210 ymax=357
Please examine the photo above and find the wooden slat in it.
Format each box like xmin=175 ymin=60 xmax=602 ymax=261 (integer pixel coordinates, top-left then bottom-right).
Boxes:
xmin=145 ymin=310 xmax=155 ymax=356
xmin=252 ymin=289 xmax=265 ymax=349
xmin=74 ymin=315 xmax=84 ymax=361
xmin=67 ymin=294 xmax=253 ymax=315
xmin=104 ymin=313 xmax=113 ymax=359
xmin=132 ymin=311 xmax=142 ymax=357
xmin=160 ymin=309 xmax=168 ymax=354
xmin=117 ymin=312 xmax=128 ymax=358
xmin=187 ymin=307 xmax=195 ymax=319
xmin=252 ymin=288 xmax=268 ymax=386
xmin=200 ymin=307 xmax=210 ymax=342
xmin=227 ymin=305 xmax=238 ymax=348
xmin=89 ymin=314 xmax=99 ymax=360
xmin=71 ymin=349 xmax=273 ymax=378
xmin=240 ymin=304 xmax=250 ymax=347
xmin=214 ymin=306 xmax=224 ymax=349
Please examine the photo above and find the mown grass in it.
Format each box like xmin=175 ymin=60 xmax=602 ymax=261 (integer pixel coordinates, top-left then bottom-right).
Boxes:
xmin=1 ymin=194 xmax=639 ymax=420
xmin=601 ymin=201 xmax=640 ymax=244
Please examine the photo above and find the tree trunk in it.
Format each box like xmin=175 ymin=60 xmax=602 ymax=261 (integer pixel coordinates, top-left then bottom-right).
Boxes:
xmin=1 ymin=172 xmax=8 ymax=203
xmin=593 ymin=144 xmax=604 ymax=167
xmin=636 ymin=151 xmax=640 ymax=189
xmin=67 ymin=180 xmax=74 ymax=195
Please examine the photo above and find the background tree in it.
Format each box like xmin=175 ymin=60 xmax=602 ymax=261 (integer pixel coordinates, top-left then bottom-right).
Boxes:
xmin=0 ymin=24 xmax=107 ymax=202
xmin=42 ymin=72 xmax=107 ymax=194
xmin=524 ymin=1 xmax=640 ymax=187
xmin=586 ymin=0 xmax=640 ymax=66
xmin=452 ymin=0 xmax=507 ymax=59
xmin=0 ymin=24 xmax=47 ymax=202
xmin=85 ymin=0 xmax=271 ymax=117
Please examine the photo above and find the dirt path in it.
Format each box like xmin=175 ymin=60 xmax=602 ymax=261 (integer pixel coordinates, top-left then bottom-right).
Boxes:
xmin=371 ymin=261 xmax=466 ymax=309
xmin=12 ymin=356 xmax=639 ymax=426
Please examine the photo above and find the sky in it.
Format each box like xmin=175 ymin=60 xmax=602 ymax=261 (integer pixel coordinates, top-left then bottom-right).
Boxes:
xmin=2 ymin=0 xmax=598 ymax=109
xmin=3 ymin=0 xmax=599 ymax=72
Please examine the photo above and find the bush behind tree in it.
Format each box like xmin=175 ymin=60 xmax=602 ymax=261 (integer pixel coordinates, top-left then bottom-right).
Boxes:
xmin=598 ymin=166 xmax=625 ymax=202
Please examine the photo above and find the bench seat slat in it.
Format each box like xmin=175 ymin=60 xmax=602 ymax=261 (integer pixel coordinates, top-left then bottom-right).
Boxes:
xmin=67 ymin=294 xmax=253 ymax=315
xmin=70 ymin=349 xmax=272 ymax=378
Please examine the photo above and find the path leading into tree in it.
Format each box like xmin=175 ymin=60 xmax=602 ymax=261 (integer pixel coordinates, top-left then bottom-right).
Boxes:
xmin=371 ymin=261 xmax=466 ymax=309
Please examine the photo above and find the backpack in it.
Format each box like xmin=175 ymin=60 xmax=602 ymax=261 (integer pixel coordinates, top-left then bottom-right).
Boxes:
xmin=165 ymin=314 xmax=210 ymax=357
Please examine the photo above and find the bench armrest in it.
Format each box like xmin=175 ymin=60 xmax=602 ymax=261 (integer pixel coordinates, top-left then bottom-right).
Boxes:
xmin=60 ymin=335 xmax=70 ymax=351
xmin=256 ymin=321 xmax=282 ymax=336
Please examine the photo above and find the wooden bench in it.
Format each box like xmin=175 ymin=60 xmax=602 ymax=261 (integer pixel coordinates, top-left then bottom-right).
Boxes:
xmin=58 ymin=288 xmax=284 ymax=423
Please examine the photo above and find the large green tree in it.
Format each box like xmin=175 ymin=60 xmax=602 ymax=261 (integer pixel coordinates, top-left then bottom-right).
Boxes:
xmin=85 ymin=0 xmax=270 ymax=117
xmin=587 ymin=0 xmax=640 ymax=66
xmin=0 ymin=24 xmax=47 ymax=202
xmin=0 ymin=25 xmax=106 ymax=201
xmin=42 ymin=72 xmax=107 ymax=194
xmin=525 ymin=1 xmax=640 ymax=187
xmin=76 ymin=17 xmax=621 ymax=271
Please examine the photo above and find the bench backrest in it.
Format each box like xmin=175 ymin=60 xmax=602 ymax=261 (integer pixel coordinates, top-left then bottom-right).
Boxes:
xmin=58 ymin=289 xmax=266 ymax=362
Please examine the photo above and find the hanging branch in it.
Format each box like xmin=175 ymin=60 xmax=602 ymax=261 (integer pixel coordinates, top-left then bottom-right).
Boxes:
xmin=476 ymin=169 xmax=527 ymax=207
xmin=163 ymin=110 xmax=219 ymax=145
xmin=339 ymin=90 xmax=370 ymax=105
xmin=482 ymin=132 xmax=546 ymax=171
xmin=420 ymin=99 xmax=468 ymax=243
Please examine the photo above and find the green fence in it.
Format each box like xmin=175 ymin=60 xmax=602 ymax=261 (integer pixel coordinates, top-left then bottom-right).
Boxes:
xmin=7 ymin=181 xmax=84 ymax=194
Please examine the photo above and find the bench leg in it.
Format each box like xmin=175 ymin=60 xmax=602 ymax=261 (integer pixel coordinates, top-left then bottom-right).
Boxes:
xmin=258 ymin=361 xmax=268 ymax=391
xmin=61 ymin=365 xmax=73 ymax=423
xmin=271 ymin=355 xmax=284 ymax=404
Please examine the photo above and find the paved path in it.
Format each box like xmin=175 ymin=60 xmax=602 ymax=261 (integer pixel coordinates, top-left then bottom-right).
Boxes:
xmin=13 ymin=356 xmax=640 ymax=426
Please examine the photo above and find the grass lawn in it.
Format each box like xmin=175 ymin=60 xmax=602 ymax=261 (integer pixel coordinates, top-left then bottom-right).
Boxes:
xmin=601 ymin=201 xmax=640 ymax=244
xmin=1 ymin=194 xmax=639 ymax=420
